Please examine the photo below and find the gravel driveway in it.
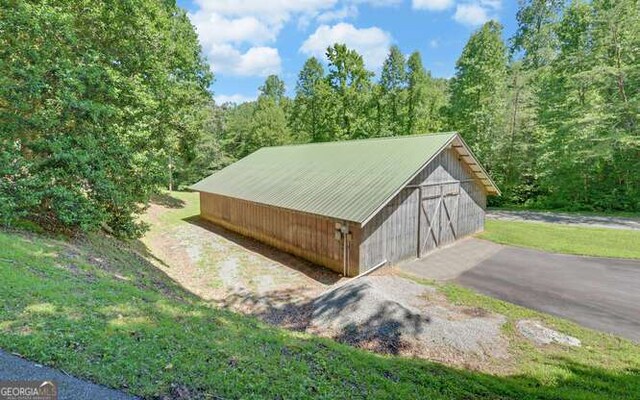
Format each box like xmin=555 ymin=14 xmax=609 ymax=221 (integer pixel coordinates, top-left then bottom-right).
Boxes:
xmin=308 ymin=274 xmax=508 ymax=367
xmin=487 ymin=210 xmax=640 ymax=230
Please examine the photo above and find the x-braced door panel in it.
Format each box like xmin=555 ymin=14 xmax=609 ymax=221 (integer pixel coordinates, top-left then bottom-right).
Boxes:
xmin=418 ymin=182 xmax=460 ymax=257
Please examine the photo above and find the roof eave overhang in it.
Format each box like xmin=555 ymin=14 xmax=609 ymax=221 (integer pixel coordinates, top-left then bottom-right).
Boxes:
xmin=450 ymin=134 xmax=501 ymax=196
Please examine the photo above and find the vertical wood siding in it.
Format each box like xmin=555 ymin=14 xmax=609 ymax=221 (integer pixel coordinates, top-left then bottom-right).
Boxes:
xmin=199 ymin=192 xmax=361 ymax=276
xmin=359 ymin=147 xmax=487 ymax=271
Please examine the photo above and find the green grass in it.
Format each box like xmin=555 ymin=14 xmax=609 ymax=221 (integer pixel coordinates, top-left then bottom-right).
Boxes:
xmin=479 ymin=219 xmax=640 ymax=259
xmin=149 ymin=190 xmax=200 ymax=226
xmin=1 ymin=230 xmax=639 ymax=399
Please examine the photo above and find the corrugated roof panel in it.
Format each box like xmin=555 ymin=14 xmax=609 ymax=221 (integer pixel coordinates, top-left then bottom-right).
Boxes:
xmin=191 ymin=133 xmax=459 ymax=223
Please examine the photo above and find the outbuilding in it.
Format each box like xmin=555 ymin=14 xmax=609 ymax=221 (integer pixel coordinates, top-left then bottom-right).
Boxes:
xmin=191 ymin=132 xmax=499 ymax=276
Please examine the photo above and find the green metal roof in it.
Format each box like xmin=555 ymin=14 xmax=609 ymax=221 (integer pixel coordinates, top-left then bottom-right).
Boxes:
xmin=191 ymin=133 xmax=469 ymax=224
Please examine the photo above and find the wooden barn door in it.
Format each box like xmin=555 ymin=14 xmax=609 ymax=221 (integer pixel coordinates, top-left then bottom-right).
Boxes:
xmin=418 ymin=182 xmax=460 ymax=257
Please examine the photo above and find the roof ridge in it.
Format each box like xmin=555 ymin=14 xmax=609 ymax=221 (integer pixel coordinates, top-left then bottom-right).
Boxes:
xmin=260 ymin=132 xmax=458 ymax=150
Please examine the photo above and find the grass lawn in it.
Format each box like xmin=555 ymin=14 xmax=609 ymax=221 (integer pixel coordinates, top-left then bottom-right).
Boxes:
xmin=479 ymin=219 xmax=640 ymax=259
xmin=1 ymin=228 xmax=639 ymax=399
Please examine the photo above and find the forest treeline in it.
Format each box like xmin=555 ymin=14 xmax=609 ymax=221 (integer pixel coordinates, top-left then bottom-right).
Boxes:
xmin=202 ymin=0 xmax=639 ymax=213
xmin=1 ymin=0 xmax=638 ymax=237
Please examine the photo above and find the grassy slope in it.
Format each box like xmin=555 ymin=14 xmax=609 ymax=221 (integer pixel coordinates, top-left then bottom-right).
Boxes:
xmin=479 ymin=219 xmax=640 ymax=259
xmin=0 ymin=193 xmax=638 ymax=398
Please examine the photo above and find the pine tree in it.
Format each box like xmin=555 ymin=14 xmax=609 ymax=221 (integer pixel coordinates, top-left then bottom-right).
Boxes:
xmin=290 ymin=57 xmax=335 ymax=142
xmin=379 ymin=45 xmax=407 ymax=136
xmin=448 ymin=21 xmax=508 ymax=169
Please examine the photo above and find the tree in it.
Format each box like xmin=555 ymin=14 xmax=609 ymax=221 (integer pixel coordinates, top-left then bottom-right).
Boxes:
xmin=379 ymin=45 xmax=407 ymax=136
xmin=497 ymin=61 xmax=539 ymax=204
xmin=221 ymin=102 xmax=257 ymax=160
xmin=406 ymin=51 xmax=447 ymax=135
xmin=511 ymin=0 xmax=565 ymax=68
xmin=259 ymin=75 xmax=286 ymax=105
xmin=326 ymin=44 xmax=375 ymax=139
xmin=535 ymin=0 xmax=640 ymax=210
xmin=0 ymin=0 xmax=213 ymax=237
xmin=290 ymin=57 xmax=336 ymax=142
xmin=221 ymin=75 xmax=292 ymax=159
xmin=448 ymin=21 xmax=508 ymax=168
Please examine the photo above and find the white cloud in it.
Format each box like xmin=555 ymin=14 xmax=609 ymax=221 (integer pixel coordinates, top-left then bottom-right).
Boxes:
xmin=300 ymin=23 xmax=392 ymax=70
xmin=193 ymin=0 xmax=338 ymax=25
xmin=189 ymin=0 xmax=404 ymax=77
xmin=316 ymin=5 xmax=359 ymax=23
xmin=189 ymin=0 xmax=340 ymax=76
xmin=454 ymin=4 xmax=490 ymax=26
xmin=411 ymin=0 xmax=454 ymax=11
xmin=237 ymin=47 xmax=282 ymax=75
xmin=453 ymin=1 xmax=501 ymax=27
xmin=208 ymin=44 xmax=281 ymax=76
xmin=429 ymin=39 xmax=439 ymax=48
xmin=479 ymin=0 xmax=502 ymax=10
xmin=190 ymin=13 xmax=276 ymax=46
xmin=215 ymin=93 xmax=257 ymax=105
xmin=352 ymin=0 xmax=402 ymax=6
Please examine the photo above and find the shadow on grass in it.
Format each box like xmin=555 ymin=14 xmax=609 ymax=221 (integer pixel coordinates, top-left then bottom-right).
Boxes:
xmin=1 ymin=229 xmax=639 ymax=399
xmin=182 ymin=215 xmax=342 ymax=285
xmin=150 ymin=192 xmax=186 ymax=209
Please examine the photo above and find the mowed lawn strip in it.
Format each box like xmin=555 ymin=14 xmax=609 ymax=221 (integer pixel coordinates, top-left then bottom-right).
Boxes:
xmin=479 ymin=219 xmax=640 ymax=259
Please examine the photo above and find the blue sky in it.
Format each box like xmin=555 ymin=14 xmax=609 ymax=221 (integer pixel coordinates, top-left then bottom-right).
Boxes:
xmin=176 ymin=0 xmax=519 ymax=104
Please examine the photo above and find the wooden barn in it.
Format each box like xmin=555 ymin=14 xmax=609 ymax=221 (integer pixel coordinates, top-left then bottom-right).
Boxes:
xmin=191 ymin=132 xmax=499 ymax=277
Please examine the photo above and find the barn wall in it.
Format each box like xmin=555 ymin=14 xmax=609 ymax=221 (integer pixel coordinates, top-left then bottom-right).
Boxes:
xmin=411 ymin=147 xmax=487 ymax=238
xmin=358 ymin=187 xmax=419 ymax=272
xmin=199 ymin=192 xmax=361 ymax=276
xmin=359 ymin=147 xmax=487 ymax=271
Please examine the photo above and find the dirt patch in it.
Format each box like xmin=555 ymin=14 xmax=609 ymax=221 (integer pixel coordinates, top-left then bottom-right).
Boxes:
xmin=218 ymin=257 xmax=240 ymax=289
xmin=142 ymin=205 xmax=341 ymax=311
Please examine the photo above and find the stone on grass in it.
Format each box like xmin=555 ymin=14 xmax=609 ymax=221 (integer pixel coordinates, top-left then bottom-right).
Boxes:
xmin=516 ymin=320 xmax=581 ymax=347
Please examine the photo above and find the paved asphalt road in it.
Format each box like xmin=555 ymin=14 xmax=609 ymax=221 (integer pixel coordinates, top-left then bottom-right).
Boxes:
xmin=401 ymin=239 xmax=640 ymax=342
xmin=486 ymin=210 xmax=640 ymax=230
xmin=0 ymin=350 xmax=137 ymax=400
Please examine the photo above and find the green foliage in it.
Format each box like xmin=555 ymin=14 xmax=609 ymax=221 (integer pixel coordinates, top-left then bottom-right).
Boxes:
xmin=219 ymin=75 xmax=292 ymax=160
xmin=378 ymin=46 xmax=407 ymax=136
xmin=290 ymin=57 xmax=337 ymax=142
xmin=9 ymin=0 xmax=634 ymax=219
xmin=406 ymin=52 xmax=448 ymax=134
xmin=326 ymin=44 xmax=375 ymax=139
xmin=0 ymin=0 xmax=213 ymax=236
xmin=259 ymin=74 xmax=287 ymax=105
xmin=448 ymin=21 xmax=508 ymax=168
xmin=532 ymin=0 xmax=640 ymax=211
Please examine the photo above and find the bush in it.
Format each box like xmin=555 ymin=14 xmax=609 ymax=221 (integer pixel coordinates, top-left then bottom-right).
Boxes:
xmin=0 ymin=1 xmax=212 ymax=237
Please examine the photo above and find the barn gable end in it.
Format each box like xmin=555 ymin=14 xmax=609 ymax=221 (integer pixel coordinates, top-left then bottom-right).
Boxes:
xmin=359 ymin=141 xmax=488 ymax=272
